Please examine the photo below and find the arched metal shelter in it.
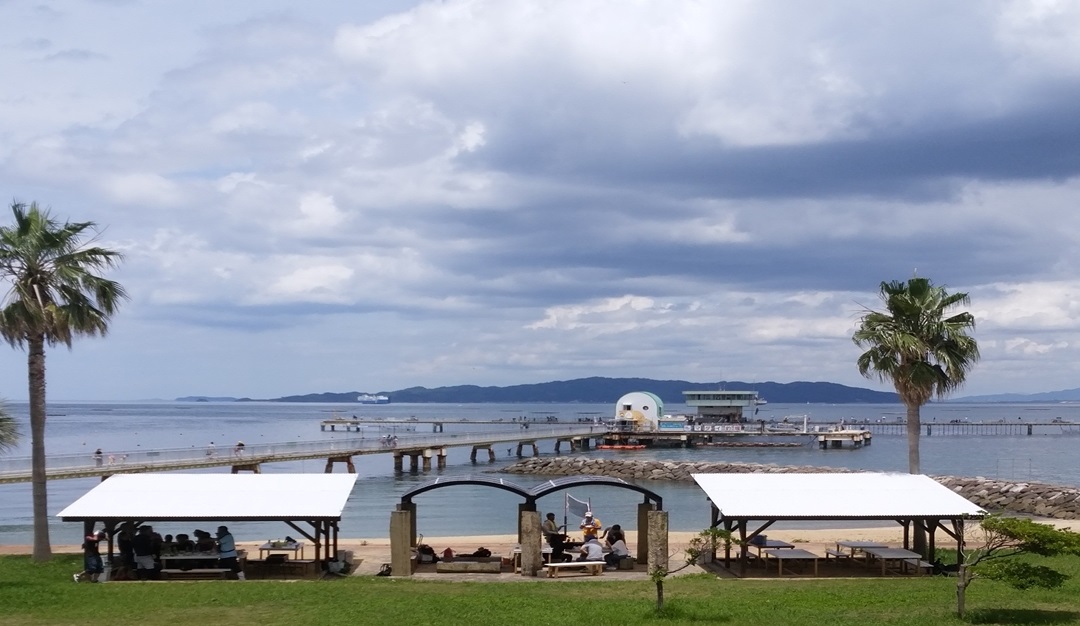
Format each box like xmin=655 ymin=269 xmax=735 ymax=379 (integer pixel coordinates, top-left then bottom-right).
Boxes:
xmin=400 ymin=474 xmax=663 ymax=509
xmin=390 ymin=474 xmax=666 ymax=576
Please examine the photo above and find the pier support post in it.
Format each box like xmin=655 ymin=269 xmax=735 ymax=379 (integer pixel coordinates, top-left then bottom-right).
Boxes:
xmin=470 ymin=445 xmax=495 ymax=462
xmin=519 ymin=510 xmax=542 ymax=577
xmin=390 ymin=508 xmax=414 ymax=577
xmin=231 ymin=463 xmax=261 ymax=474
xmin=638 ymin=501 xmax=656 ymax=565
xmin=437 ymin=448 xmax=447 ymax=469
xmin=1027 ymin=424 xmax=1033 ymax=436
xmin=422 ymin=449 xmax=432 ymax=471
xmin=324 ymin=455 xmax=356 ymax=473
xmin=580 ymin=437 xmax=591 ymax=451
xmin=393 ymin=452 xmax=404 ymax=472
xmin=408 ymin=453 xmax=419 ymax=471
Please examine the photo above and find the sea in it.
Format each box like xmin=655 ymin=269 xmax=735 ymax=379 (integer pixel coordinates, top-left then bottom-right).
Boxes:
xmin=1 ymin=401 xmax=1078 ymax=547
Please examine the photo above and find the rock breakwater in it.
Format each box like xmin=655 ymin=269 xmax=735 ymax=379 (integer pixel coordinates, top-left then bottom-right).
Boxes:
xmin=502 ymin=457 xmax=1080 ymax=520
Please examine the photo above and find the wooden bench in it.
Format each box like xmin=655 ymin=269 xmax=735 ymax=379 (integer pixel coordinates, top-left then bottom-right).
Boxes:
xmin=824 ymin=549 xmax=851 ymax=560
xmin=903 ymin=559 xmax=934 ymax=575
xmin=160 ymin=568 xmax=232 ymax=581
xmin=543 ymin=561 xmax=605 ymax=578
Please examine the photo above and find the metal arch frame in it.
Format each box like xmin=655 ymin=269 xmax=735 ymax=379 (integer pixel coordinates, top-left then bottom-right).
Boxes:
xmin=401 ymin=474 xmax=663 ymax=509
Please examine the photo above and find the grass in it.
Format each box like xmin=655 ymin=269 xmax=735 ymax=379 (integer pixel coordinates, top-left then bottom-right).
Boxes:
xmin=2 ymin=554 xmax=1079 ymax=625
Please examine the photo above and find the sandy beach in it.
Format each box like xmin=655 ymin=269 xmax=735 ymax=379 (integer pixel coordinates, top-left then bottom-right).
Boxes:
xmin=9 ymin=520 xmax=1078 ymax=576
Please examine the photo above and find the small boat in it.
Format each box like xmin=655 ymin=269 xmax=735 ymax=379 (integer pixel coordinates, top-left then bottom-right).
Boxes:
xmin=597 ymin=444 xmax=646 ymax=450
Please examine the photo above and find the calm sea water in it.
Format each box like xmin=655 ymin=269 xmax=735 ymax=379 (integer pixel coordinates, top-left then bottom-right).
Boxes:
xmin=1 ymin=401 xmax=1078 ymax=546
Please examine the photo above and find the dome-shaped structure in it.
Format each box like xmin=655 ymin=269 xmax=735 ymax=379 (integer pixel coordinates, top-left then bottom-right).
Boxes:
xmin=614 ymin=391 xmax=664 ymax=431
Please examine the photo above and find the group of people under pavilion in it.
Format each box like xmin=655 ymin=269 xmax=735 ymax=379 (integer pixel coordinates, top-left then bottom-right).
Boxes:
xmin=541 ymin=510 xmax=631 ymax=569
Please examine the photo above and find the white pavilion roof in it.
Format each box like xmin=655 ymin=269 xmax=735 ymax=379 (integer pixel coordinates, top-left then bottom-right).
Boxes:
xmin=57 ymin=473 xmax=358 ymax=521
xmin=692 ymin=472 xmax=985 ymax=519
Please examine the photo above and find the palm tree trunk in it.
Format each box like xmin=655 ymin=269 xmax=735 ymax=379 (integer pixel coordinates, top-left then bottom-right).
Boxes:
xmin=28 ymin=334 xmax=51 ymax=562
xmin=906 ymin=402 xmax=928 ymax=555
xmin=905 ymin=403 xmax=921 ymax=474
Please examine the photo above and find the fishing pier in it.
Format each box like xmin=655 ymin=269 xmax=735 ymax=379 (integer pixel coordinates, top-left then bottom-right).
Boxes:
xmin=0 ymin=424 xmax=601 ymax=485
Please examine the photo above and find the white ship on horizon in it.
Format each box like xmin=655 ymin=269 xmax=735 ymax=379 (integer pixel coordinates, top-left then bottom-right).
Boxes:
xmin=357 ymin=393 xmax=390 ymax=404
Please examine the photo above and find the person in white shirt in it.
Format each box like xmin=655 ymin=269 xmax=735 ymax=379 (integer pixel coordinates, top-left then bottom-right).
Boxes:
xmin=577 ymin=537 xmax=604 ymax=562
xmin=605 ymin=538 xmax=630 ymax=569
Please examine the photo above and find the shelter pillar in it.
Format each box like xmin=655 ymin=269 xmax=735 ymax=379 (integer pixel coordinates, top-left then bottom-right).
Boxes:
xmin=517 ymin=501 xmax=537 ymax=543
xmin=647 ymin=510 xmax=668 ymax=578
xmin=519 ymin=510 xmax=543 ymax=577
xmin=390 ymin=509 xmax=414 ymax=577
xmin=637 ymin=501 xmax=656 ymax=564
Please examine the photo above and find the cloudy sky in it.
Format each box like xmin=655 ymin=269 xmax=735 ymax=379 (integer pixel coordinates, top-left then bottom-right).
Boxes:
xmin=1 ymin=0 xmax=1079 ymax=401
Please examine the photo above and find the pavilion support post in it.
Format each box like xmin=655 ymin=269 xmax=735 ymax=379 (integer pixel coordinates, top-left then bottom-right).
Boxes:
xmin=637 ymin=501 xmax=656 ymax=565
xmin=647 ymin=510 xmax=668 ymax=578
xmin=519 ymin=510 xmax=543 ymax=577
xmin=389 ymin=509 xmax=414 ymax=577
xmin=926 ymin=520 xmax=937 ymax=562
xmin=517 ymin=502 xmax=537 ymax=543
xmin=738 ymin=523 xmax=748 ymax=577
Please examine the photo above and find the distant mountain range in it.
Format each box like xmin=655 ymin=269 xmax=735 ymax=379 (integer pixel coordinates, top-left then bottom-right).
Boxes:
xmin=177 ymin=377 xmax=900 ymax=405
xmin=953 ymin=388 xmax=1080 ymax=403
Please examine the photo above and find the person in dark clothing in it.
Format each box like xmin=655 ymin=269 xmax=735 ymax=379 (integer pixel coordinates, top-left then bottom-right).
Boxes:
xmin=542 ymin=512 xmax=573 ymax=563
xmin=74 ymin=530 xmax=106 ymax=583
xmin=117 ymin=524 xmax=136 ymax=573
xmin=132 ymin=526 xmax=157 ymax=580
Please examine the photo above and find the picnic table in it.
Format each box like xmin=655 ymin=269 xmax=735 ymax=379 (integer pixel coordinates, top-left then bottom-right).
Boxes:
xmin=762 ymin=548 xmax=819 ymax=576
xmin=749 ymin=539 xmax=794 ymax=558
xmin=259 ymin=541 xmax=304 ymax=560
xmin=828 ymin=540 xmax=887 ymax=560
xmin=862 ymin=547 xmax=924 ymax=576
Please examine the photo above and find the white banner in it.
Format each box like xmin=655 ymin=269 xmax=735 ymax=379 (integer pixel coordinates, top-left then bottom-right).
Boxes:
xmin=565 ymin=493 xmax=591 ymax=518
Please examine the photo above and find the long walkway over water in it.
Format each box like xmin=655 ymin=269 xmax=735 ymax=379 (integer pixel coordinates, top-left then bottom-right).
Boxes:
xmin=0 ymin=424 xmax=601 ymax=484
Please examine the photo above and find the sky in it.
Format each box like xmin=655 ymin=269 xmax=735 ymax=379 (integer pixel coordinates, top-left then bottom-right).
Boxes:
xmin=1 ymin=0 xmax=1080 ymax=402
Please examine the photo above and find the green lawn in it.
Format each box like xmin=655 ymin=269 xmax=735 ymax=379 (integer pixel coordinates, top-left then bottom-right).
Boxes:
xmin=1 ymin=555 xmax=1078 ymax=626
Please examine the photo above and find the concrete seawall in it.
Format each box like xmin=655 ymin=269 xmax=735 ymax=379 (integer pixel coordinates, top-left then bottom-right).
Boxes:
xmin=502 ymin=457 xmax=1080 ymax=520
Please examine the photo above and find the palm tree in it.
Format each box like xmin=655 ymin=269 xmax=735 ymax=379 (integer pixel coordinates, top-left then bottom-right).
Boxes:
xmin=0 ymin=404 xmax=17 ymax=452
xmin=853 ymin=277 xmax=980 ymax=474
xmin=0 ymin=201 xmax=126 ymax=562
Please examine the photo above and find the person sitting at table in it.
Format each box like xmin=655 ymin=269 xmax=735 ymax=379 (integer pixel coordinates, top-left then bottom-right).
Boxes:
xmin=604 ymin=524 xmax=624 ymax=545
xmin=542 ymin=513 xmax=573 ymax=563
xmin=605 ymin=536 xmax=630 ymax=569
xmin=580 ymin=511 xmax=602 ymax=542
xmin=160 ymin=534 xmax=176 ymax=555
xmin=174 ymin=533 xmax=195 ymax=552
xmin=194 ymin=529 xmax=215 ymax=552
xmin=577 ymin=536 xmax=604 ymax=562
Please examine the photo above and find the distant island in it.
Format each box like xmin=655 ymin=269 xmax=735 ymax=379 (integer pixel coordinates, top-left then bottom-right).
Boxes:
xmin=176 ymin=377 xmax=900 ymax=405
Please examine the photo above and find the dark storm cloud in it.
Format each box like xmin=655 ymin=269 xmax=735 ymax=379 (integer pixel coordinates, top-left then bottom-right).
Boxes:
xmin=471 ymin=88 xmax=1080 ymax=202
